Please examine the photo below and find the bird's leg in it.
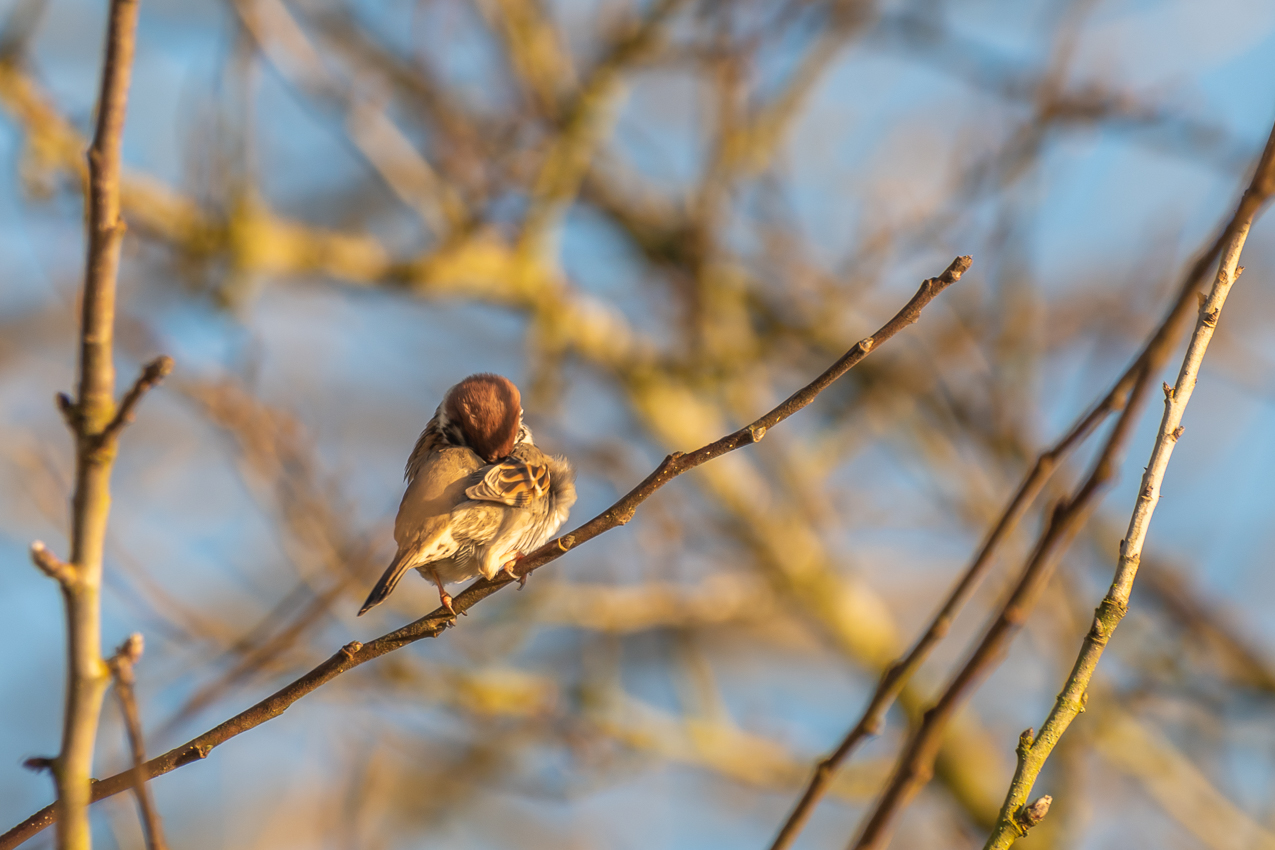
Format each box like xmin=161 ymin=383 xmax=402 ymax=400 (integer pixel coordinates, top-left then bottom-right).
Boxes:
xmin=501 ymin=553 xmax=528 ymax=588
xmin=429 ymin=572 xmax=459 ymax=617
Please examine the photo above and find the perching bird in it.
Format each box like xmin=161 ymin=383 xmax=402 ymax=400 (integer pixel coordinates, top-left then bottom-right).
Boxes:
xmin=358 ymin=374 xmax=576 ymax=617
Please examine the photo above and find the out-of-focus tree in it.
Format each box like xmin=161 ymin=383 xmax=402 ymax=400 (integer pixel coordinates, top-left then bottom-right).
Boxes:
xmin=2 ymin=0 xmax=1275 ymax=849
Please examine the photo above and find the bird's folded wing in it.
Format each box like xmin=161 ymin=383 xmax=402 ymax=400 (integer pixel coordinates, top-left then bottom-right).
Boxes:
xmin=465 ymin=457 xmax=550 ymax=508
xmin=394 ymin=447 xmax=483 ymax=555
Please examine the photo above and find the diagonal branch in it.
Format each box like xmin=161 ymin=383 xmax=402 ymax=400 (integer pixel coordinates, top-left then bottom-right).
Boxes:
xmin=769 ymin=117 xmax=1256 ymax=849
xmin=851 ymin=356 xmax=1162 ymax=850
xmin=842 ymin=116 xmax=1275 ymax=850
xmin=0 ymin=255 xmax=970 ymax=850
xmin=848 ymin=360 xmax=1156 ymax=850
xmin=981 ymin=117 xmax=1275 ymax=850
xmin=767 ymin=368 xmax=1112 ymax=850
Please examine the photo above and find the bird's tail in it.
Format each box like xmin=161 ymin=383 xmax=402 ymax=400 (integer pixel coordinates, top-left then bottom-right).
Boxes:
xmin=358 ymin=552 xmax=411 ymax=616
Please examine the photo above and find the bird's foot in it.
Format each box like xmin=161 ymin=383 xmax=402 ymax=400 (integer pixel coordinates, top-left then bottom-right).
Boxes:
xmin=502 ymin=553 xmax=528 ymax=588
xmin=439 ymin=591 xmax=460 ymax=618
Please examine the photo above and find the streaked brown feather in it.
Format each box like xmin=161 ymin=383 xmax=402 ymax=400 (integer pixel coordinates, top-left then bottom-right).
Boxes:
xmin=465 ymin=457 xmax=550 ymax=508
xmin=404 ymin=414 xmax=445 ymax=482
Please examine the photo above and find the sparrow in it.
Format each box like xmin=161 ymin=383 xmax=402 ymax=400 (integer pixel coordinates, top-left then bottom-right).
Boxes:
xmin=358 ymin=373 xmax=576 ymax=618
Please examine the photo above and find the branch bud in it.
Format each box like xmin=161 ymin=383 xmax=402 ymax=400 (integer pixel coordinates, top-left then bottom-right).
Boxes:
xmin=1015 ymin=795 xmax=1053 ymax=829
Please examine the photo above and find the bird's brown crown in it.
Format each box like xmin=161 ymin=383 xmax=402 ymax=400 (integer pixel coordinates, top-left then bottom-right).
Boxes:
xmin=445 ymin=374 xmax=522 ymax=462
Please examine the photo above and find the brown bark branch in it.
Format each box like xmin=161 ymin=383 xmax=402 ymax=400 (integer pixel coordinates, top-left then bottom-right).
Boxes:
xmin=50 ymin=1 xmax=142 ymax=849
xmin=848 ymin=365 xmax=1154 ymax=850
xmin=981 ymin=117 xmax=1275 ymax=850
xmin=0 ymin=256 xmax=971 ymax=850
xmin=106 ymin=635 xmax=168 ymax=850
xmin=841 ymin=123 xmax=1275 ymax=850
xmin=771 ymin=114 xmax=1265 ymax=850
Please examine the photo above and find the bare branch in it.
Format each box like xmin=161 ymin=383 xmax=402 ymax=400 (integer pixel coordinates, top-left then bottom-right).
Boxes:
xmin=849 ymin=366 xmax=1155 ymax=850
xmin=844 ymin=116 xmax=1275 ymax=850
xmin=767 ymin=364 xmax=1111 ymax=850
xmin=0 ymin=256 xmax=971 ymax=850
xmin=52 ymin=0 xmax=142 ymax=847
xmin=981 ymin=117 xmax=1275 ymax=850
xmin=106 ymin=635 xmax=168 ymax=850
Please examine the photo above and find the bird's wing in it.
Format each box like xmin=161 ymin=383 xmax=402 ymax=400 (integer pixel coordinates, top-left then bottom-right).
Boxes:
xmin=465 ymin=455 xmax=551 ymax=508
xmin=361 ymin=448 xmax=488 ymax=616
xmin=392 ymin=448 xmax=486 ymax=562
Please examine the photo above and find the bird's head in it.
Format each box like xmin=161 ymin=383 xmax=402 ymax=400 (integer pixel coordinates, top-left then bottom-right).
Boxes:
xmin=443 ymin=373 xmax=523 ymax=463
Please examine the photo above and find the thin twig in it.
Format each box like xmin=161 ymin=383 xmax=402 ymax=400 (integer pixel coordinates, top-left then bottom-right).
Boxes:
xmin=48 ymin=1 xmax=142 ymax=849
xmin=981 ymin=118 xmax=1275 ymax=850
xmin=100 ymin=356 xmax=174 ymax=443
xmin=106 ymin=635 xmax=168 ymax=850
xmin=0 ymin=256 xmax=971 ymax=850
xmin=842 ymin=118 xmax=1275 ymax=850
xmin=30 ymin=541 xmax=76 ymax=586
